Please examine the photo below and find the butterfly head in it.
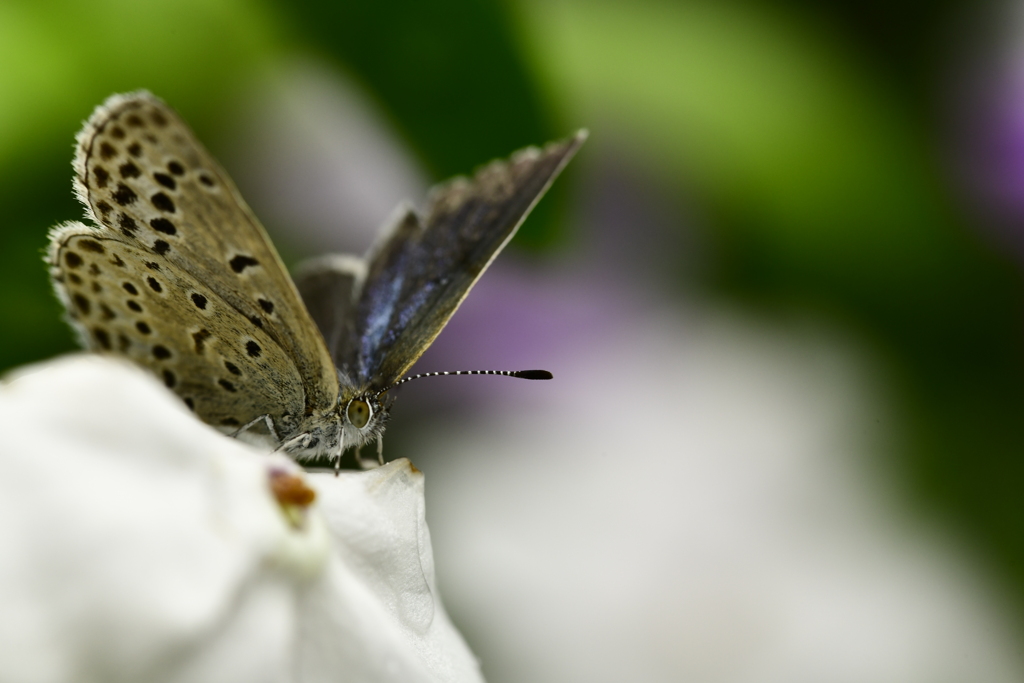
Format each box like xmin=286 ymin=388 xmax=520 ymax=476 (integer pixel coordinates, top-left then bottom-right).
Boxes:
xmin=280 ymin=391 xmax=388 ymax=463
xmin=340 ymin=391 xmax=389 ymax=447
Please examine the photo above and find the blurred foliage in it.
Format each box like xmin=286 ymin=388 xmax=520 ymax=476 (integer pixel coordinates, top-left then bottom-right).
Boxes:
xmin=278 ymin=0 xmax=561 ymax=249
xmin=281 ymin=0 xmax=554 ymax=179
xmin=519 ymin=0 xmax=1024 ymax=603
xmin=0 ymin=0 xmax=282 ymax=370
xmin=4 ymin=0 xmax=1024 ymax=625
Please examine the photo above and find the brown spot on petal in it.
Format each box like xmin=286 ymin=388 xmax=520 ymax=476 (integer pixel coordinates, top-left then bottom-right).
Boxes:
xmin=269 ymin=470 xmax=316 ymax=507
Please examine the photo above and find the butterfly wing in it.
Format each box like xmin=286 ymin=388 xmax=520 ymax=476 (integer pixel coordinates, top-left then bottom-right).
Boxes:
xmin=343 ymin=132 xmax=587 ymax=390
xmin=49 ymin=225 xmax=307 ymax=432
xmin=49 ymin=91 xmax=339 ymax=430
xmin=293 ymin=253 xmax=366 ymax=385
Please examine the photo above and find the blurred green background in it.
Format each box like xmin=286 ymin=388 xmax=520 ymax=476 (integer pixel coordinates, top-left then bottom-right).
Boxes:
xmin=4 ymin=0 xmax=1024 ymax=645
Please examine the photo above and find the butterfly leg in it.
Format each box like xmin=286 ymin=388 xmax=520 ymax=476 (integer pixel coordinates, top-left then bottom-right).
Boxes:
xmin=277 ymin=432 xmax=313 ymax=453
xmin=334 ymin=429 xmax=345 ymax=476
xmin=347 ymin=439 xmax=383 ymax=469
xmin=231 ymin=414 xmax=280 ymax=442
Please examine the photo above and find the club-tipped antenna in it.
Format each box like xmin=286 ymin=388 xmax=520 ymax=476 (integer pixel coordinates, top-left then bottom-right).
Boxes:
xmin=377 ymin=369 xmax=553 ymax=396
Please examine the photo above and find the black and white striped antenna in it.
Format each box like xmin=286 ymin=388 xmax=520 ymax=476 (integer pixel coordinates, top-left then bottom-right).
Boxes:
xmin=378 ymin=369 xmax=552 ymax=396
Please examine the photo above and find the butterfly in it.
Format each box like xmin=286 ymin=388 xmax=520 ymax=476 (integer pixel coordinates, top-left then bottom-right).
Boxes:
xmin=47 ymin=91 xmax=585 ymax=466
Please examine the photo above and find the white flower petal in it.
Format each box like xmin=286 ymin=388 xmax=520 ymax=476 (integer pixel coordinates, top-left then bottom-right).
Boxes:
xmin=0 ymin=355 xmax=480 ymax=683
xmin=297 ymin=463 xmax=483 ymax=683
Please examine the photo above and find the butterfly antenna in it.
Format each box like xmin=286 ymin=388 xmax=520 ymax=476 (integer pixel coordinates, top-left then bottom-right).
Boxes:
xmin=378 ymin=369 xmax=552 ymax=396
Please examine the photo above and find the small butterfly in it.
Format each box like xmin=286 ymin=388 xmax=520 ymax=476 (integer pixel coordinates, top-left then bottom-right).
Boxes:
xmin=47 ymin=91 xmax=585 ymax=467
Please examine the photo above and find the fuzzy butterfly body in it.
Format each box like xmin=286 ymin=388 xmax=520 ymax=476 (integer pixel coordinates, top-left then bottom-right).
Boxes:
xmin=48 ymin=91 xmax=584 ymax=464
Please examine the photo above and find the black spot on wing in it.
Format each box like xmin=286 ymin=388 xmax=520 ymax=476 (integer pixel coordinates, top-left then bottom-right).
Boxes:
xmin=152 ymin=345 xmax=171 ymax=360
xmin=64 ymin=252 xmax=83 ymax=269
xmin=191 ymin=293 xmax=207 ymax=309
xmin=112 ymin=183 xmax=137 ymax=206
xmin=193 ymin=329 xmax=211 ymax=353
xmin=229 ymin=255 xmax=259 ymax=273
xmin=146 ymin=276 xmax=162 ymax=293
xmin=153 ymin=240 xmax=170 ymax=256
xmin=99 ymin=142 xmax=116 ymax=160
xmin=93 ymin=328 xmax=111 ymax=350
xmin=167 ymin=161 xmax=185 ymax=176
xmin=119 ymin=213 xmax=137 ymax=235
xmin=150 ymin=218 xmax=176 ymax=235
xmin=122 ymin=282 xmax=138 ymax=295
xmin=93 ymin=167 xmax=110 ymax=188
xmin=151 ymin=193 xmax=175 ymax=213
xmin=72 ymin=294 xmax=90 ymax=315
xmin=119 ymin=162 xmax=140 ymax=179
xmin=246 ymin=341 xmax=261 ymax=358
xmin=79 ymin=240 xmax=104 ymax=253
xmin=153 ymin=173 xmax=176 ymax=190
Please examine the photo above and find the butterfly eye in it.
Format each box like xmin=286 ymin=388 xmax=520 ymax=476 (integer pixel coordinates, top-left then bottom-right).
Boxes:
xmin=347 ymin=399 xmax=372 ymax=429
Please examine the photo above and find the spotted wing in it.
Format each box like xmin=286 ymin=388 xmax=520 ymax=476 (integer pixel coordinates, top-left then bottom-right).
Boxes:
xmin=343 ymin=131 xmax=587 ymax=390
xmin=48 ymin=225 xmax=306 ymax=432
xmin=68 ymin=91 xmax=339 ymax=414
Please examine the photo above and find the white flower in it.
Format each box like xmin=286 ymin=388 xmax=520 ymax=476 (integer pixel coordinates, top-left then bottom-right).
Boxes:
xmin=0 ymin=354 xmax=482 ymax=683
